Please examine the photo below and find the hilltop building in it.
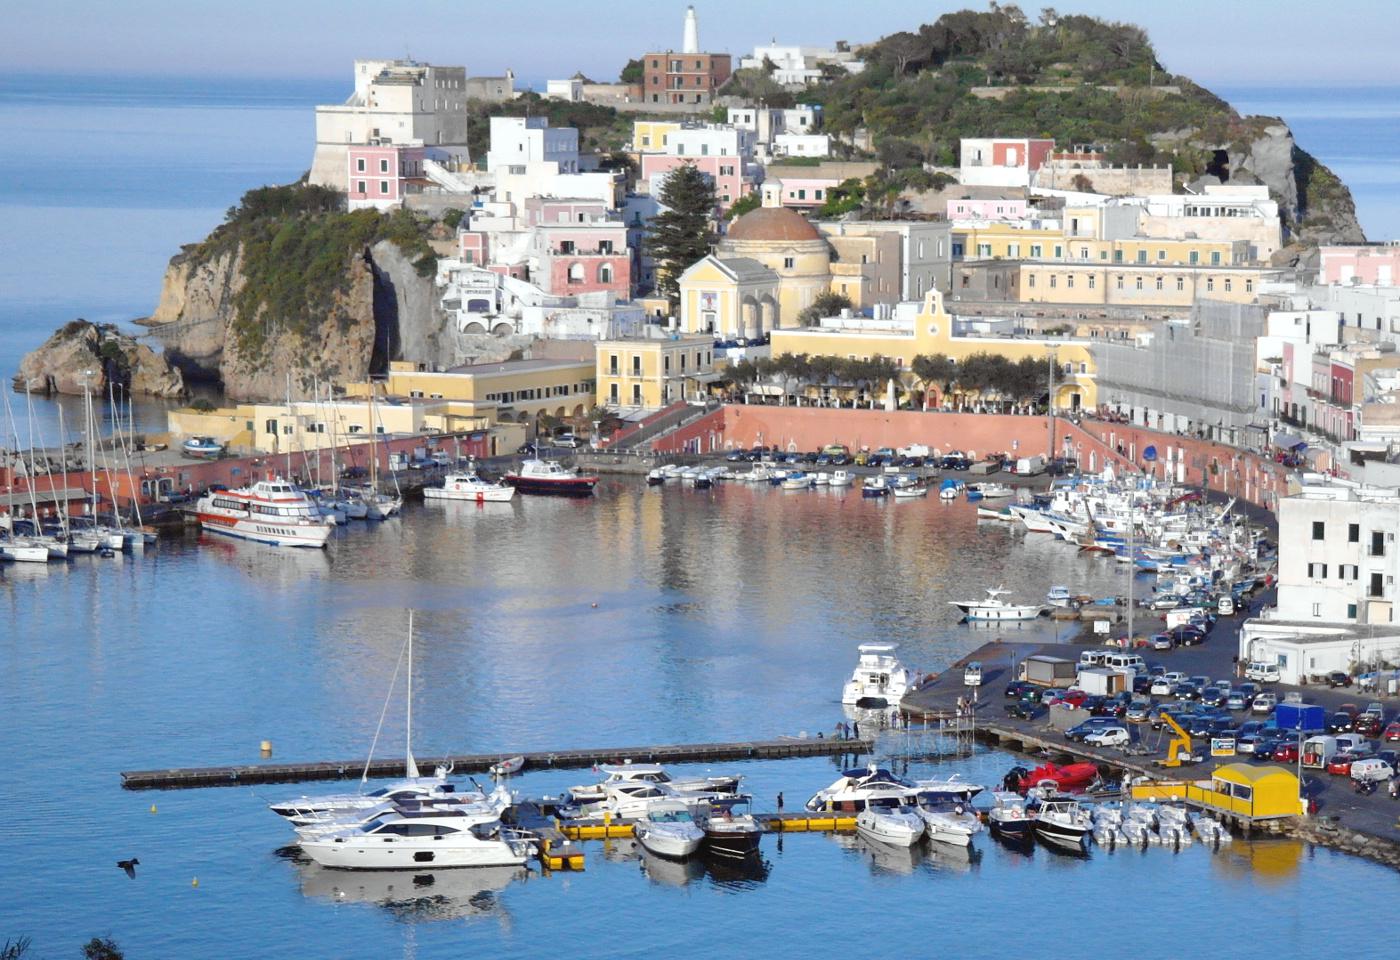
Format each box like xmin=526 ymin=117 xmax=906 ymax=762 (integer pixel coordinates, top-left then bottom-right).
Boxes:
xmin=640 ymin=7 xmax=732 ymax=108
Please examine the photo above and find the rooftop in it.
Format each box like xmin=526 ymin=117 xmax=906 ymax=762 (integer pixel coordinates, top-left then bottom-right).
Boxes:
xmin=726 ymin=207 xmax=821 ymax=243
xmin=443 ymin=357 xmax=594 ymax=376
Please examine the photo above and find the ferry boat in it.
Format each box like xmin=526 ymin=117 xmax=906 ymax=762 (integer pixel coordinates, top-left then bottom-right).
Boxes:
xmin=194 ymin=479 xmax=335 ymax=548
xmin=424 ymin=472 xmax=515 ymax=503
xmin=504 ymin=459 xmax=598 ymax=496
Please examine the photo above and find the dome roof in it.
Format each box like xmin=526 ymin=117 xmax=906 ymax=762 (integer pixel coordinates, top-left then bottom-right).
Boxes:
xmin=726 ymin=207 xmax=821 ymax=243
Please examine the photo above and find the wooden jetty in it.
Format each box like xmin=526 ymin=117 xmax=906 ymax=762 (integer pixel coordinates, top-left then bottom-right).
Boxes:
xmin=120 ymin=736 xmax=874 ymax=790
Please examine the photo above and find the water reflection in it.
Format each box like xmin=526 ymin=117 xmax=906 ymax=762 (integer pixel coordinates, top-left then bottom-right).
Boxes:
xmin=292 ymin=858 xmax=527 ymax=923
xmin=703 ymin=851 xmax=771 ymax=888
xmin=845 ymin=834 xmax=923 ymax=876
xmin=925 ymin=840 xmax=982 ymax=874
xmin=639 ymin=848 xmax=706 ymax=887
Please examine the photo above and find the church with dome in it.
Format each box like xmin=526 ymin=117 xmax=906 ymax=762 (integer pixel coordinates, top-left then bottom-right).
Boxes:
xmin=677 ymin=207 xmax=836 ymax=340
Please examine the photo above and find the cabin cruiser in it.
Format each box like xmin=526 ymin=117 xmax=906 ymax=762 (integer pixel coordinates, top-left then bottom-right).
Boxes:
xmin=269 ymin=765 xmax=462 ymax=824
xmin=633 ymin=801 xmax=706 ymax=860
xmin=566 ymin=779 xmax=734 ymax=821
xmin=841 ymin=643 xmax=912 ymax=708
xmin=806 ymin=763 xmax=983 ymax=812
xmin=699 ymin=799 xmax=763 ymax=859
xmin=293 ymin=788 xmax=509 ymax=842
xmin=298 ymin=806 xmax=533 ymax=870
xmin=917 ymin=800 xmax=983 ymax=846
xmin=949 ymin=587 xmax=1045 ymax=621
xmin=566 ymin=763 xmax=742 ymax=804
xmin=892 ymin=476 xmax=928 ymax=498
xmin=828 ymin=470 xmax=854 ymax=487
xmin=986 ymin=791 xmax=1031 ymax=841
xmin=504 ymin=459 xmax=598 ymax=496
xmin=973 ymin=482 xmax=1013 ymax=499
xmin=424 ymin=472 xmax=515 ymax=502
xmin=855 ymin=794 xmax=926 ymax=847
xmin=194 ymin=478 xmax=334 ymax=548
xmin=1030 ymin=794 xmax=1092 ymax=846
xmin=861 ymin=475 xmax=891 ymax=498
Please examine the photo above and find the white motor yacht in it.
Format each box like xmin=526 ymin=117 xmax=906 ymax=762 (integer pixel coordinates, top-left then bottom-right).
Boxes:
xmin=424 ymin=472 xmax=515 ymax=502
xmin=806 ymin=762 xmax=982 ymax=813
xmin=270 ymin=764 xmax=461 ymax=824
xmin=949 ymin=587 xmax=1046 ymax=621
xmin=567 ymin=763 xmax=742 ymax=804
xmin=1030 ymin=795 xmax=1092 ymax=846
xmin=841 ymin=643 xmax=912 ymax=707
xmin=633 ymin=802 xmax=706 ymax=859
xmin=293 ymin=787 xmax=508 ymax=842
xmin=855 ymin=796 xmax=926 ymax=847
xmin=299 ymin=807 xmax=533 ymax=870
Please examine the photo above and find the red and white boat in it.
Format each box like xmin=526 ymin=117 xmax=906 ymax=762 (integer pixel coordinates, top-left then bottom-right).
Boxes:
xmin=1007 ymin=761 xmax=1100 ymax=795
xmin=195 ymin=479 xmax=335 ymax=548
xmin=503 ymin=459 xmax=598 ymax=496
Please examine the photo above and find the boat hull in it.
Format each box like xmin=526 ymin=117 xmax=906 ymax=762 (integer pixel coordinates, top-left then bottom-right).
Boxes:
xmin=504 ymin=477 xmax=598 ymax=496
xmin=988 ymin=815 xmax=1031 ymax=841
xmin=703 ymin=824 xmax=762 ymax=859
xmin=635 ymin=824 xmax=704 ymax=860
xmin=196 ymin=514 xmax=332 ymax=549
xmin=424 ymin=485 xmax=515 ymax=503
xmin=300 ymin=837 xmax=529 ymax=870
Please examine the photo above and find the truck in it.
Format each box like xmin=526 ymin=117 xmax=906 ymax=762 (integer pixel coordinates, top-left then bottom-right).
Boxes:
xmin=1021 ymin=655 xmax=1077 ymax=687
xmin=1075 ymin=666 xmax=1129 ymax=695
xmin=1013 ymin=454 xmax=1047 ymax=476
xmin=1275 ymin=703 xmax=1326 ymax=733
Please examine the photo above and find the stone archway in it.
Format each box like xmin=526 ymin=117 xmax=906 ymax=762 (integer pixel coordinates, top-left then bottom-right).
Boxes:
xmin=463 ymin=321 xmax=487 ymax=335
xmin=491 ymin=322 xmax=514 ymax=337
xmin=760 ymin=296 xmax=778 ymax=334
xmin=741 ymin=296 xmax=760 ymax=340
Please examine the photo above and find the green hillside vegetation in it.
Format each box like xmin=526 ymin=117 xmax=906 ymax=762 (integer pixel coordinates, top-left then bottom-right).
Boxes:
xmin=803 ymin=6 xmax=1241 ymax=177
xmin=191 ymin=184 xmax=440 ymax=354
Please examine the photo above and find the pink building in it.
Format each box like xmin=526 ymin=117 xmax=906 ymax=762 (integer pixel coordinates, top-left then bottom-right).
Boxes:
xmin=346 ymin=144 xmax=427 ymax=210
xmin=639 ymin=155 xmax=752 ymax=213
xmin=525 ymin=198 xmax=612 ymax=227
xmin=1318 ymin=245 xmax=1400 ymax=286
xmin=536 ymin=223 xmax=631 ymax=298
xmin=946 ymin=197 xmax=1029 ymax=221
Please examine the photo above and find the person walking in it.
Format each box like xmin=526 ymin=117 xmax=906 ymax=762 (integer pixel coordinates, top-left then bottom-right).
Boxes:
xmin=776 ymin=792 xmax=784 ymax=811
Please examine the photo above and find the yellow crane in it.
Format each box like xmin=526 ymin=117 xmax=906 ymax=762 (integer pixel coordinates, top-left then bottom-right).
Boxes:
xmin=1158 ymin=711 xmax=1193 ymax=767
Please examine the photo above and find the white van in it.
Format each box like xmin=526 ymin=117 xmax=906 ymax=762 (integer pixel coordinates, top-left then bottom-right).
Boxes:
xmin=1246 ymin=661 xmax=1281 ymax=683
xmin=1301 ymin=735 xmax=1339 ymax=768
xmin=1350 ymin=758 xmax=1395 ymax=783
xmin=1217 ymin=595 xmax=1235 ymax=616
xmin=1105 ymin=653 xmax=1147 ymax=677
xmin=1079 ymin=649 xmax=1112 ymax=667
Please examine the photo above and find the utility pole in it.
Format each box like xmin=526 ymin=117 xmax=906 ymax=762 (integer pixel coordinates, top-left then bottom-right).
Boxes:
xmin=1046 ymin=348 xmax=1056 ymax=459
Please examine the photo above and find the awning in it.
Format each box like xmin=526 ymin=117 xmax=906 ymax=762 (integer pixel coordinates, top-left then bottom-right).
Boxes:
xmin=1272 ymin=432 xmax=1307 ymax=451
xmin=688 ymin=372 xmax=725 ymax=384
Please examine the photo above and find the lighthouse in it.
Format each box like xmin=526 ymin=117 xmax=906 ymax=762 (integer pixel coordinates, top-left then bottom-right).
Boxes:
xmin=682 ymin=5 xmax=699 ymax=54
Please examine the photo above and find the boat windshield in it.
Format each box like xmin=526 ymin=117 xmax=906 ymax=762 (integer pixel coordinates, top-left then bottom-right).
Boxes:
xmin=650 ymin=809 xmax=692 ymax=822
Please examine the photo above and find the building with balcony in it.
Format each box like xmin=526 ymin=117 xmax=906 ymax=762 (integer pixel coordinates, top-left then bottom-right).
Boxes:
xmin=346 ymin=143 xmax=430 ymax=210
xmin=596 ymin=332 xmax=717 ymax=410
xmin=640 ymin=7 xmax=731 ymax=108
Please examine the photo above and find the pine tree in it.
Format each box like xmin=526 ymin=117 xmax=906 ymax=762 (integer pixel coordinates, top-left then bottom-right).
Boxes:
xmin=645 ymin=164 xmax=716 ymax=307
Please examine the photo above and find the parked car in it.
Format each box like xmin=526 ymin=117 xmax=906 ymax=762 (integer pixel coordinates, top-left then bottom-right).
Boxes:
xmin=1354 ymin=713 xmax=1384 ymax=737
xmin=1327 ymin=745 xmax=1376 ymax=776
xmin=1252 ymin=693 xmax=1279 ymax=715
xmin=1005 ymin=699 xmax=1042 ymax=720
xmin=1005 ymin=680 xmax=1040 ymax=699
xmin=1327 ymin=671 xmax=1353 ymax=688
xmin=1085 ymin=726 xmax=1131 ymax=748
xmin=1173 ymin=682 xmax=1201 ymax=701
xmin=1171 ymin=626 xmax=1207 ymax=646
xmin=1125 ymin=701 xmax=1155 ymax=724
xmin=1049 ymin=689 xmax=1089 ymax=709
xmin=1251 ymin=737 xmax=1286 ymax=761
xmin=1150 ymin=677 xmax=1175 ymax=696
xmin=1225 ymin=692 xmax=1250 ymax=711
xmin=1350 ymin=757 xmax=1396 ymax=784
xmin=1065 ymin=717 xmax=1122 ymax=742
xmin=1326 ymin=712 xmax=1355 ymax=734
xmin=552 ymin=433 xmax=581 ymax=448
xmin=1383 ymin=721 xmax=1400 ymax=742
xmin=1272 ymin=742 xmax=1300 ymax=763
xmin=1149 ymin=633 xmax=1174 ymax=651
xmin=726 ymin=449 xmax=749 ymax=462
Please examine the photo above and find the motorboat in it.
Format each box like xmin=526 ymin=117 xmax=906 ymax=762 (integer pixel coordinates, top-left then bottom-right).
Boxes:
xmin=1189 ymin=812 xmax=1231 ymax=844
xmin=633 ymin=802 xmax=705 ymax=860
xmin=986 ymin=791 xmax=1031 ymax=842
xmin=699 ymin=800 xmax=763 ymax=859
xmin=861 ymin=475 xmax=891 ymax=498
xmin=973 ymin=483 xmax=1014 ymax=499
xmin=840 ymin=643 xmax=912 ymax=708
xmin=334 ymin=489 xmax=371 ymax=520
xmin=938 ymin=478 xmax=964 ymax=501
xmin=806 ymin=763 xmax=982 ymax=813
xmin=812 ymin=472 xmax=830 ymax=486
xmin=489 ymin=756 xmax=525 ymax=777
xmin=646 ymin=468 xmax=666 ymax=486
xmin=504 ymin=459 xmax=598 ymax=496
xmin=917 ymin=800 xmax=983 ymax=847
xmin=976 ymin=506 xmax=1014 ymax=521
xmin=892 ymin=476 xmax=928 ymax=498
xmin=949 ymin=587 xmax=1045 ymax=621
xmin=298 ymin=807 xmax=533 ymax=870
xmin=828 ymin=470 xmax=854 ymax=488
xmin=292 ymin=788 xmax=508 ymax=842
xmin=1030 ymin=794 xmax=1092 ymax=846
xmin=1004 ymin=762 xmax=1100 ymax=795
xmin=181 ymin=436 xmax=225 ymax=459
xmin=1045 ymin=585 xmax=1076 ymax=608
xmin=424 ymin=472 xmax=515 ymax=503
xmin=270 ymin=764 xmax=461 ymax=824
xmin=567 ymin=779 xmax=733 ymax=821
xmin=567 ymin=763 xmax=742 ymax=804
xmin=855 ymin=795 xmax=926 ymax=847
xmin=780 ymin=471 xmax=813 ymax=490
xmin=195 ymin=478 xmax=335 ymax=548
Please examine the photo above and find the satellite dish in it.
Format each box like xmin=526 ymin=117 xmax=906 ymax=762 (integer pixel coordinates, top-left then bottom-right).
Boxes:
xmin=1142 ymin=445 xmax=1157 ymax=462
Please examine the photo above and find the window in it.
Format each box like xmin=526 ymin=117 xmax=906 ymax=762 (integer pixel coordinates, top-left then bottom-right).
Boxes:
xmin=1307 ymin=562 xmax=1328 ymax=579
xmin=379 ymin=181 xmax=389 ymax=195
xmin=1030 ymin=244 xmax=1042 ymax=258
xmin=1067 ymin=275 xmax=1075 ymax=289
xmin=1135 ymin=276 xmax=1143 ymax=290
xmin=1028 ymin=274 xmax=1036 ymax=288
xmin=1136 ymin=250 xmax=1147 ymax=264
xmin=1116 ymin=275 xmax=1124 ymax=290
xmin=1113 ymin=250 xmax=1123 ymax=263
xmin=1341 ymin=564 xmax=1358 ymax=581
xmin=609 ymin=353 xmax=618 ymax=375
xmin=1349 ymin=523 xmax=1360 ymax=543
xmin=1371 ymin=530 xmax=1385 ymax=556
xmin=664 ymin=355 xmax=670 ymax=373
xmin=1246 ymin=279 xmax=1254 ymax=293
xmin=1211 ymin=251 xmax=1221 ymax=265
xmin=1054 ymin=245 xmax=1063 ymax=258
xmin=1049 ymin=275 xmax=1057 ymax=288
xmin=632 ymin=384 xmax=642 ymax=404
xmin=379 ymin=158 xmax=389 ymax=173
xmin=609 ymin=383 xmax=619 ymax=403
xmin=1088 ymin=275 xmax=1096 ymax=289
xmin=356 ymin=180 xmax=366 ymax=194
xmin=1347 ymin=603 xmax=1358 ymax=619
xmin=1206 ymin=278 xmax=1215 ymax=292
xmin=783 ymin=257 xmax=795 ymax=269
xmin=356 ymin=158 xmax=366 ymax=172
xmin=1189 ymin=251 xmax=1200 ymax=265
xmin=1224 ymin=278 xmax=1232 ymax=293
xmin=1312 ymin=521 xmax=1325 ymax=540
xmin=1312 ymin=602 xmax=1322 ymax=617
xmin=632 ymin=355 xmax=642 ymax=375
xmin=1371 ymin=572 xmax=1385 ymax=598
xmin=1176 ymin=277 xmax=1185 ymax=291
xmin=1155 ymin=276 xmax=1163 ymax=290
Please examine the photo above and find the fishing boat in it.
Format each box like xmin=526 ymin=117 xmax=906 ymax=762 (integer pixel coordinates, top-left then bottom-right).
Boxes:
xmin=504 ymin=459 xmax=598 ymax=496
xmin=986 ymin=791 xmax=1031 ymax=841
xmin=194 ymin=478 xmax=334 ymax=548
xmin=855 ymin=796 xmax=926 ymax=847
xmin=841 ymin=643 xmax=912 ymax=707
xmin=424 ymin=472 xmax=516 ymax=503
xmin=949 ymin=587 xmax=1045 ymax=621
xmin=892 ymin=476 xmax=928 ymax=498
xmin=633 ymin=802 xmax=706 ymax=859
xmin=181 ymin=436 xmax=225 ymax=459
xmin=828 ymin=470 xmax=854 ymax=487
xmin=489 ymin=755 xmax=525 ymax=777
xmin=861 ymin=475 xmax=891 ymax=498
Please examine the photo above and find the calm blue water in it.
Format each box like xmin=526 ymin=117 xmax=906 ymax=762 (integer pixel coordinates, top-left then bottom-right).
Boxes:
xmin=2 ymin=483 xmax=1396 ymax=959
xmin=2 ymin=74 xmax=1400 ymax=959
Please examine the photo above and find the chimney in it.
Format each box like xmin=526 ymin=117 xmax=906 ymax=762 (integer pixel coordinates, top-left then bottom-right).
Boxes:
xmin=682 ymin=5 xmax=699 ymax=54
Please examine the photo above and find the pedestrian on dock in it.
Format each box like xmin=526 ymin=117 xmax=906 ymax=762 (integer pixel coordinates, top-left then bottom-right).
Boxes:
xmin=852 ymin=720 xmax=860 ymax=740
xmin=777 ymin=792 xmax=784 ymax=810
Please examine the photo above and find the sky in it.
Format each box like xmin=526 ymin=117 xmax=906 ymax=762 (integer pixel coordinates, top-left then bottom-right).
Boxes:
xmin=9 ymin=0 xmax=1400 ymax=88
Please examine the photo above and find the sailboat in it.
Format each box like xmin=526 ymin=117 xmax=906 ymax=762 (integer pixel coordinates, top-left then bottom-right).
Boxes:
xmin=110 ymin=383 xmax=156 ymax=549
xmin=357 ymin=385 xmax=402 ymax=520
xmin=1 ymin=384 xmax=61 ymax=561
xmin=268 ymin=611 xmax=458 ymax=823
xmin=72 ymin=375 xmax=127 ymax=552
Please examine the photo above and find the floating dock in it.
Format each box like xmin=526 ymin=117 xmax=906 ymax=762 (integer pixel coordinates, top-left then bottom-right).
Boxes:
xmin=556 ymin=811 xmax=859 ymax=840
xmin=120 ymin=736 xmax=874 ymax=790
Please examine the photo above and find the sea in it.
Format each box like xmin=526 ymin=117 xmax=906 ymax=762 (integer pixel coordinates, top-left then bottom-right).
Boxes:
xmin=2 ymin=75 xmax=1399 ymax=960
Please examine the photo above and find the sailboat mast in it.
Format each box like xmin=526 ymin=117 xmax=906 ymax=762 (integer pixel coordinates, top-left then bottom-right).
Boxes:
xmin=406 ymin=610 xmax=418 ymax=779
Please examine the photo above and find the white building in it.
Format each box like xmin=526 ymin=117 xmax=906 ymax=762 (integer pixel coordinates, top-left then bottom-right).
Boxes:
xmin=959 ymin=138 xmax=1055 ymax=188
xmin=665 ymin=125 xmax=755 ymax=159
xmin=486 ymin=117 xmax=579 ymax=174
xmin=737 ymin=43 xmax=865 ymax=85
xmin=1256 ymin=303 xmax=1342 ymax=428
xmin=545 ymin=78 xmax=584 ymax=102
xmin=310 ymin=59 xmax=470 ymax=190
xmin=436 ymin=260 xmax=643 ymax=340
xmin=772 ymin=133 xmax=830 ymax=159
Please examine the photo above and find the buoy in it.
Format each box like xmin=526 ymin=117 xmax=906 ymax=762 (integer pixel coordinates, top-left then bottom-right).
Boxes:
xmin=149 ymin=804 xmax=157 ymax=814
xmin=591 ymin=602 xmax=598 ymax=608
xmin=191 ymin=877 xmax=199 ymax=888
xmin=260 ymin=740 xmax=273 ymax=757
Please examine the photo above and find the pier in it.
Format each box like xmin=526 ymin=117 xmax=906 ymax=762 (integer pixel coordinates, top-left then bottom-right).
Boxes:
xmin=119 ymin=736 xmax=875 ymax=790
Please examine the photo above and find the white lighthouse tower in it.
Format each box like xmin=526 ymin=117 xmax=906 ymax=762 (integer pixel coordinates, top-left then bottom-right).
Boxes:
xmin=682 ymin=5 xmax=700 ymax=54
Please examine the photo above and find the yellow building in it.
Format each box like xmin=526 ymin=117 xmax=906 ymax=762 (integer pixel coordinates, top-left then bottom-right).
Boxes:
xmin=343 ymin=359 xmax=596 ymax=427
xmin=632 ymin=120 xmax=683 ymax=153
xmin=677 ymin=255 xmax=780 ymax=339
xmin=955 ymin=221 xmax=1245 ymax=268
xmin=596 ymin=334 xmax=716 ymax=410
xmin=717 ymin=207 xmax=833 ymax=326
xmin=770 ymin=289 xmax=1096 ymax=410
xmin=968 ymin=260 xmax=1277 ymax=307
xmin=954 ymin=224 xmax=1067 ymax=262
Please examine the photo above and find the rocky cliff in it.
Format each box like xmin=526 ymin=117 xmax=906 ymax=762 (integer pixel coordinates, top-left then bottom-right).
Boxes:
xmin=14 ymin=320 xmax=186 ymax=398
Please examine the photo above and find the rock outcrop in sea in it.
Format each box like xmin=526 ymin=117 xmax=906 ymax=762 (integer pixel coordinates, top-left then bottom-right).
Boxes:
xmin=13 ymin=320 xmax=186 ymax=398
